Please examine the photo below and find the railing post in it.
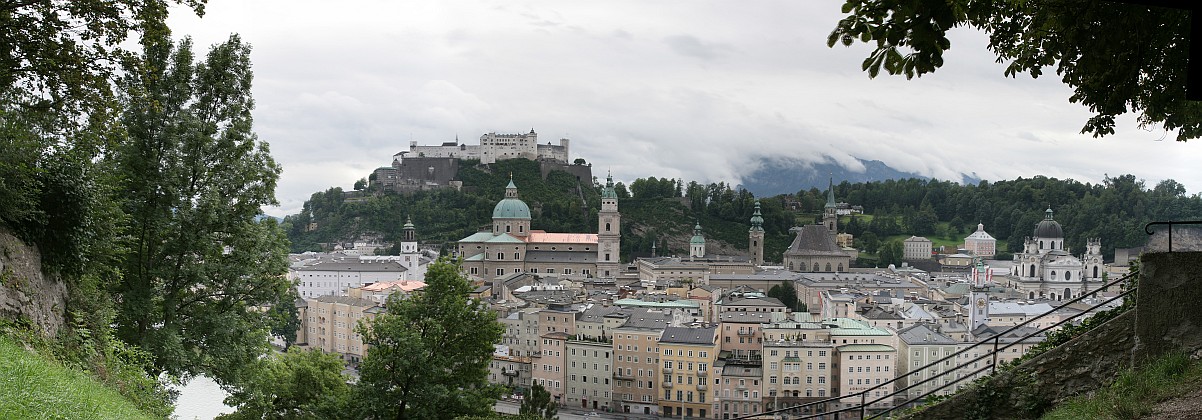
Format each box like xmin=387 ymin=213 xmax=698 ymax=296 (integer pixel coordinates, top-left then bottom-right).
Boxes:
xmin=860 ymin=392 xmax=866 ymax=419
xmin=991 ymin=336 xmax=1000 ymax=374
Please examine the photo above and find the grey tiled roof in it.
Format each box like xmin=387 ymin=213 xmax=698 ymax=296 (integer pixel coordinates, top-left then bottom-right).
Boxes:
xmin=660 ymin=326 xmax=717 ymax=345
xmin=784 ymin=225 xmax=847 ymax=257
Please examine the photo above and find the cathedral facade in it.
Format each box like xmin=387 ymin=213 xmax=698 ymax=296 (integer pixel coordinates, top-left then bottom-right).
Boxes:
xmin=1007 ymin=208 xmax=1105 ymax=300
xmin=457 ymin=174 xmax=622 ymax=287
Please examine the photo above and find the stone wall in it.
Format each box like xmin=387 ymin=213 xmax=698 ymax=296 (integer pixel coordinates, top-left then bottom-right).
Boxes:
xmin=1134 ymin=252 xmax=1202 ymax=361
xmin=0 ymin=227 xmax=66 ymax=337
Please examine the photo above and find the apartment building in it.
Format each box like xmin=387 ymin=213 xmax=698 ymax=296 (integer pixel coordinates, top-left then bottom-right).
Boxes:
xmin=658 ymin=326 xmax=719 ymax=419
xmin=611 ymin=312 xmax=670 ymax=415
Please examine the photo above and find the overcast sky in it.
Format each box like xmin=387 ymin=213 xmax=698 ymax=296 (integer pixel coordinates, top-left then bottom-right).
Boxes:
xmin=167 ymin=1 xmax=1202 ymax=217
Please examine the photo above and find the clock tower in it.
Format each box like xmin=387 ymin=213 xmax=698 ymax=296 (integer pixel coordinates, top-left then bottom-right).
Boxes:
xmin=596 ymin=172 xmax=622 ymax=278
xmin=968 ymin=287 xmax=990 ymax=332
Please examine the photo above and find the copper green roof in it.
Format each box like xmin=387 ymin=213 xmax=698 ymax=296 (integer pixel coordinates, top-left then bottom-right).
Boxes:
xmin=837 ymin=344 xmax=895 ymax=352
xmin=749 ymin=201 xmax=764 ymax=232
xmin=601 ymin=172 xmax=617 ymax=199
xmin=825 ymin=177 xmax=836 ymax=209
xmin=485 ymin=233 xmax=525 ymax=243
xmin=459 ymin=232 xmax=496 ymax=242
xmin=690 ymin=223 xmax=705 ymax=245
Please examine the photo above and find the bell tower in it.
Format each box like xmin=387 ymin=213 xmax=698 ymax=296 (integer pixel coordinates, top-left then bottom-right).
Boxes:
xmin=596 ymin=172 xmax=621 ymax=278
xmin=749 ymin=201 xmax=764 ymax=265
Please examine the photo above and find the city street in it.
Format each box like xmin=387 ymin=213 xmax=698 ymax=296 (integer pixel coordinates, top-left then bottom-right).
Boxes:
xmin=494 ymin=400 xmax=665 ymax=420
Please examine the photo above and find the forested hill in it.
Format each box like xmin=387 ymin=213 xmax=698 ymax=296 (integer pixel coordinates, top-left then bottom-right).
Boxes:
xmin=281 ymin=159 xmax=798 ymax=258
xmin=285 ymin=162 xmax=1202 ymax=263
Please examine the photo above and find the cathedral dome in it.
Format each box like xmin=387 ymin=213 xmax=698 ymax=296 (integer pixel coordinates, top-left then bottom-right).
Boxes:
xmin=492 ymin=198 xmax=531 ymax=220
xmin=493 ymin=179 xmax=531 ymax=219
xmin=1033 ymin=208 xmax=1063 ymax=238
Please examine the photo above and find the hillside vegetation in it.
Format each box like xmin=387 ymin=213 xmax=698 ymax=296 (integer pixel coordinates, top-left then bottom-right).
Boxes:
xmin=287 ymin=165 xmax=1202 ymax=266
xmin=0 ymin=337 xmax=155 ymax=420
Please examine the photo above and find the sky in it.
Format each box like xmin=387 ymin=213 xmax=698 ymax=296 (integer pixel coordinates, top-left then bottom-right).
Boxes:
xmin=166 ymin=1 xmax=1202 ymax=218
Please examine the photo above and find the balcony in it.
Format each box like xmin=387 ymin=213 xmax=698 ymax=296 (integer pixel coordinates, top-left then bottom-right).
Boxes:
xmin=697 ymin=384 xmax=707 ymax=391
xmin=662 ymin=381 xmax=674 ymax=389
xmin=697 ymin=370 xmax=708 ymax=378
xmin=613 ymin=371 xmax=634 ymax=380
xmin=737 ymin=329 xmax=755 ymax=336
xmin=662 ymin=366 xmax=673 ymax=374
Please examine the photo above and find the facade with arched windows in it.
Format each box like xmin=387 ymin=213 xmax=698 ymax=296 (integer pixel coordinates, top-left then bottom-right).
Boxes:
xmin=1007 ymin=208 xmax=1104 ymax=301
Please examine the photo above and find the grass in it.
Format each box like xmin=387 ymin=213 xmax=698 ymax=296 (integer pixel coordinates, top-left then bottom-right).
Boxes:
xmin=0 ymin=335 xmax=155 ymax=420
xmin=1041 ymin=352 xmax=1202 ymax=420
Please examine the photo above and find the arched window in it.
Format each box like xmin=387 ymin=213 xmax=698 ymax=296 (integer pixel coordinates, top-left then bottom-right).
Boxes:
xmin=814 ymin=262 xmax=821 ymax=272
xmin=1093 ymin=266 xmax=1099 ymax=278
xmin=1050 ymin=270 xmax=1057 ymax=280
xmin=825 ymin=263 xmax=832 ymax=272
xmin=1029 ymin=291 xmax=1035 ymax=300
xmin=1039 ymin=240 xmax=1044 ymax=249
xmin=1064 ymin=288 xmax=1072 ymax=300
xmin=837 ymin=263 xmax=844 ymax=272
xmin=1029 ymin=265 xmax=1035 ymax=277
xmin=605 ymin=222 xmax=611 ymax=232
xmin=1065 ymin=271 xmax=1072 ymax=281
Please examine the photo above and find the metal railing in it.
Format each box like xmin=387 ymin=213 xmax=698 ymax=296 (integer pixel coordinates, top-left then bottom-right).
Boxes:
xmin=1144 ymin=220 xmax=1202 ymax=252
xmin=735 ymin=271 xmax=1138 ymax=420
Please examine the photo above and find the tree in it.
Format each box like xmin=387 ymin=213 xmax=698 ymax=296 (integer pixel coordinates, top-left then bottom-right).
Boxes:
xmin=354 ymin=177 xmax=368 ymax=190
xmin=268 ymin=289 xmax=302 ymax=348
xmin=878 ymin=240 xmax=904 ymax=267
xmin=829 ymin=1 xmax=1200 ymax=140
xmin=573 ymin=158 xmax=587 ymax=165
xmin=519 ymin=382 xmax=558 ymax=419
xmin=352 ymin=257 xmax=505 ymax=419
xmin=219 ymin=347 xmax=351 ymax=420
xmin=768 ymin=282 xmax=805 ymax=313
xmin=111 ymin=34 xmax=291 ymax=382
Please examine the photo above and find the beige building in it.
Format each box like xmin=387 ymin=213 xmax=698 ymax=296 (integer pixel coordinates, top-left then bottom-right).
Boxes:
xmin=612 ymin=312 xmax=670 ymax=415
xmin=532 ymin=331 xmax=569 ymax=403
xmin=903 ymin=236 xmax=933 ymax=260
xmin=895 ymin=323 xmax=965 ymax=399
xmin=714 ymin=358 xmax=764 ymax=419
xmin=298 ymin=295 xmax=378 ymax=364
xmin=837 ymin=343 xmax=896 ymax=412
xmin=658 ymin=326 xmax=719 ymax=419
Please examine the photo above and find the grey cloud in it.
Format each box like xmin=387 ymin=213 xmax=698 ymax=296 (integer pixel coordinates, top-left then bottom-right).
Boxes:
xmin=663 ymin=35 xmax=730 ymax=61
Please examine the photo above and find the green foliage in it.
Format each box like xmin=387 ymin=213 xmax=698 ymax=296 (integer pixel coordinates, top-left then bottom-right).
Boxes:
xmin=0 ymin=336 xmax=157 ymax=420
xmin=1043 ymin=352 xmax=1200 ymax=420
xmin=877 ymin=240 xmax=904 ymax=267
xmin=767 ymin=282 xmax=805 ymax=312
xmin=829 ymin=0 xmax=1200 ymax=140
xmin=352 ymin=258 xmax=505 ymax=419
xmin=519 ymin=382 xmax=558 ymax=419
xmin=219 ymin=347 xmax=351 ymax=420
xmin=110 ymin=34 xmax=291 ymax=383
xmin=267 ymin=289 xmax=302 ymax=348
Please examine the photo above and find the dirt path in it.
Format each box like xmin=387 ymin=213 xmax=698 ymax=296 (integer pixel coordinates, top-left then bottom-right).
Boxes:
xmin=1145 ymin=382 xmax=1202 ymax=419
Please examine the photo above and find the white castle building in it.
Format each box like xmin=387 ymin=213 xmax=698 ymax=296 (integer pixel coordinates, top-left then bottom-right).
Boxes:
xmin=1007 ymin=208 xmax=1105 ymax=301
xmin=402 ymin=129 xmax=569 ymax=164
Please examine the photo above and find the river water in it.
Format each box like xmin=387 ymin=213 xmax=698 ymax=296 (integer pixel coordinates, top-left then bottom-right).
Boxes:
xmin=172 ymin=375 xmax=233 ymax=420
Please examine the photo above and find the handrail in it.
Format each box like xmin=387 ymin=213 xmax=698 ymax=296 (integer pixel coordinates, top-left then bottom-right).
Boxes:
xmin=1144 ymin=220 xmax=1202 ymax=252
xmin=734 ymin=271 xmax=1137 ymax=420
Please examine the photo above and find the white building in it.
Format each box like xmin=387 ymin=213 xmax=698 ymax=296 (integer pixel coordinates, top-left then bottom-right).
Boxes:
xmin=903 ymin=236 xmax=933 ymax=260
xmin=1008 ymin=208 xmax=1104 ymax=301
xmin=404 ymin=129 xmax=569 ymax=164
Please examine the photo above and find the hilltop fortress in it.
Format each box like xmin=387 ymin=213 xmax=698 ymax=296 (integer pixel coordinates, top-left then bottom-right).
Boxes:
xmin=370 ymin=129 xmax=586 ymax=194
xmin=406 ymin=129 xmax=569 ymax=164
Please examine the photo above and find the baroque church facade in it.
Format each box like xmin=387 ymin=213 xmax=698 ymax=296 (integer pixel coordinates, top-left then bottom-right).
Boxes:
xmin=1007 ymin=208 xmax=1105 ymax=300
xmin=457 ymin=174 xmax=622 ymax=284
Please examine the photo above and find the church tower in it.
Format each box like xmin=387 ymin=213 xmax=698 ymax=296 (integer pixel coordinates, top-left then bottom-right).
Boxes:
xmin=400 ymin=215 xmax=417 ymax=254
xmin=823 ymin=177 xmax=837 ymax=233
xmin=596 ymin=172 xmax=622 ymax=278
xmin=968 ymin=287 xmax=990 ymax=332
xmin=689 ymin=222 xmax=706 ymax=260
xmin=749 ymin=201 xmax=764 ymax=265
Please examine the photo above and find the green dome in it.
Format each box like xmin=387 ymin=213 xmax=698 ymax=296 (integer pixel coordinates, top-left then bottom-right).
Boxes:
xmin=690 ymin=223 xmax=705 ymax=245
xmin=493 ymin=198 xmax=531 ymax=219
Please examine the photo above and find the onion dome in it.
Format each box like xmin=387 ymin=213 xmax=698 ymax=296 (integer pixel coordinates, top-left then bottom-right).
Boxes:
xmin=493 ymin=178 xmax=531 ymax=219
xmin=750 ymin=201 xmax=764 ymax=232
